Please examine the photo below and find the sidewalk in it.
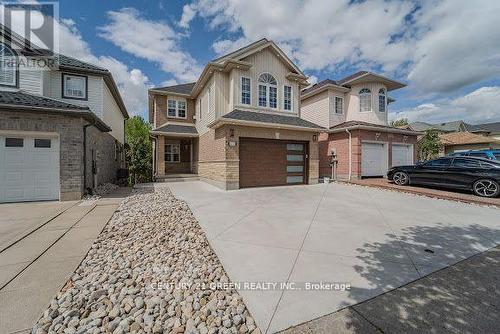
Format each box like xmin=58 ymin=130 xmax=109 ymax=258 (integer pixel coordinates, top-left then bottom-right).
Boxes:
xmin=0 ymin=187 xmax=131 ymax=334
xmin=281 ymin=245 xmax=500 ymax=334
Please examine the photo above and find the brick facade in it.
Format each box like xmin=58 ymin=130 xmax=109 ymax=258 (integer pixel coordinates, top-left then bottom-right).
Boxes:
xmin=153 ymin=95 xmax=196 ymax=126
xmin=319 ymin=129 xmax=418 ymax=180
xmin=0 ymin=110 xmax=123 ymax=201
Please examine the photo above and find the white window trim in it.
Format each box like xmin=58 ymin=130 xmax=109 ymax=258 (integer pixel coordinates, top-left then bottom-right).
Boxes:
xmin=207 ymin=86 xmax=211 ymax=114
xmin=258 ymin=73 xmax=278 ymax=109
xmin=359 ymin=88 xmax=372 ymax=113
xmin=0 ymin=43 xmax=17 ymax=87
xmin=378 ymin=89 xmax=386 ymax=113
xmin=241 ymin=76 xmax=252 ymax=105
xmin=165 ymin=143 xmax=180 ymax=163
xmin=334 ymin=96 xmax=343 ymax=114
xmin=283 ymin=85 xmax=293 ymax=111
xmin=62 ymin=73 xmax=88 ymax=100
xmin=166 ymin=98 xmax=188 ymax=119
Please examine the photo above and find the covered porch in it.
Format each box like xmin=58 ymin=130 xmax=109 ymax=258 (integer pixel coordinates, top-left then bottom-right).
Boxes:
xmin=151 ymin=123 xmax=198 ymax=178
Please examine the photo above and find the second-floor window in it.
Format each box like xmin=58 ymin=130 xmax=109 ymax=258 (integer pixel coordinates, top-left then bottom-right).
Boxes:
xmin=167 ymin=99 xmax=187 ymax=118
xmin=62 ymin=74 xmax=87 ymax=100
xmin=359 ymin=88 xmax=371 ymax=112
xmin=0 ymin=43 xmax=17 ymax=87
xmin=258 ymin=73 xmax=277 ymax=109
xmin=241 ymin=77 xmax=251 ymax=105
xmin=284 ymin=85 xmax=292 ymax=111
xmin=378 ymin=88 xmax=386 ymax=112
xmin=335 ymin=96 xmax=343 ymax=114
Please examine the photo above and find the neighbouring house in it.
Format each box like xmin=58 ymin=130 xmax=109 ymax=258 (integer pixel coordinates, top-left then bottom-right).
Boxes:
xmin=300 ymin=72 xmax=420 ymax=180
xmin=439 ymin=132 xmax=500 ymax=155
xmin=406 ymin=120 xmax=500 ymax=155
xmin=406 ymin=120 xmax=470 ymax=133
xmin=149 ymin=38 xmax=323 ymax=189
xmin=468 ymin=121 xmax=500 ymax=140
xmin=0 ymin=26 xmax=128 ymax=203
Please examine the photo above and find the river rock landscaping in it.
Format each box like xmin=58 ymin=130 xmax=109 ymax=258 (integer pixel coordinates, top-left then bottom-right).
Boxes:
xmin=32 ymin=186 xmax=258 ymax=334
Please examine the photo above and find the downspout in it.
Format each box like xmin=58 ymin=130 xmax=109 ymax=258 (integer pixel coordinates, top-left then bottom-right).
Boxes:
xmin=345 ymin=129 xmax=352 ymax=181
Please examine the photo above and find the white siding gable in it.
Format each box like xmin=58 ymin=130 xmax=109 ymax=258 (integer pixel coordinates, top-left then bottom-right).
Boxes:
xmin=47 ymin=71 xmax=104 ymax=119
xmin=230 ymin=48 xmax=300 ymax=115
xmin=103 ymin=83 xmax=125 ymax=143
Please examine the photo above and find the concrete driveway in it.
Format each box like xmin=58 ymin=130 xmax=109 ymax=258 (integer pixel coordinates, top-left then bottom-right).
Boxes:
xmin=165 ymin=181 xmax=500 ymax=333
xmin=0 ymin=201 xmax=76 ymax=251
xmin=0 ymin=188 xmax=130 ymax=334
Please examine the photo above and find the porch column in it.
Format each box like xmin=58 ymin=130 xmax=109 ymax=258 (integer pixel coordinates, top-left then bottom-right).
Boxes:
xmin=190 ymin=138 xmax=193 ymax=173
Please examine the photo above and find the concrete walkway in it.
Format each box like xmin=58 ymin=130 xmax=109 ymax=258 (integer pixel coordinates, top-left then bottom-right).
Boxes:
xmin=281 ymin=245 xmax=500 ymax=334
xmin=0 ymin=188 xmax=130 ymax=334
xmin=165 ymin=181 xmax=500 ymax=333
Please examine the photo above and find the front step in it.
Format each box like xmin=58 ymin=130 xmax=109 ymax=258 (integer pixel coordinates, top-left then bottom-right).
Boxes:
xmin=155 ymin=174 xmax=200 ymax=183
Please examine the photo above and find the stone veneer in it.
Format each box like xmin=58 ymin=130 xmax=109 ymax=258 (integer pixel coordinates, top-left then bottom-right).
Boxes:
xmin=0 ymin=110 xmax=122 ymax=201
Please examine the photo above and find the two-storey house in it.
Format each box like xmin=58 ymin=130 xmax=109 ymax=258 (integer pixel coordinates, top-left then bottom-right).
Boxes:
xmin=0 ymin=26 xmax=128 ymax=202
xmin=301 ymin=72 xmax=420 ymax=180
xmin=149 ymin=39 xmax=323 ymax=189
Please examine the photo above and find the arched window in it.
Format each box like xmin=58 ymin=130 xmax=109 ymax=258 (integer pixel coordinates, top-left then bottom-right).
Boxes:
xmin=378 ymin=88 xmax=386 ymax=112
xmin=359 ymin=88 xmax=371 ymax=112
xmin=0 ymin=43 xmax=17 ymax=87
xmin=258 ymin=73 xmax=277 ymax=108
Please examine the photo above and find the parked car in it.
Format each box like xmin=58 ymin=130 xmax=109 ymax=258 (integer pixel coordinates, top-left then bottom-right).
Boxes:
xmin=387 ymin=157 xmax=500 ymax=197
xmin=449 ymin=149 xmax=500 ymax=161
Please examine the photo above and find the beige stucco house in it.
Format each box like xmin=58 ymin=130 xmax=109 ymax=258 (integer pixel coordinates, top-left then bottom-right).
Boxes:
xmin=149 ymin=39 xmax=323 ymax=189
xmin=300 ymin=72 xmax=420 ymax=180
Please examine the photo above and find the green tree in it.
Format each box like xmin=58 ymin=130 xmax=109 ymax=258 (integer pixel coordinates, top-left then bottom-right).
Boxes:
xmin=390 ymin=118 xmax=409 ymax=127
xmin=125 ymin=116 xmax=152 ymax=185
xmin=418 ymin=130 xmax=442 ymax=161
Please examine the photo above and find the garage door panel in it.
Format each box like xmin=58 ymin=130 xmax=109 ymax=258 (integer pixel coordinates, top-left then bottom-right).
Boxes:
xmin=392 ymin=144 xmax=413 ymax=167
xmin=0 ymin=134 xmax=59 ymax=203
xmin=362 ymin=142 xmax=387 ymax=177
xmin=239 ymin=138 xmax=307 ymax=188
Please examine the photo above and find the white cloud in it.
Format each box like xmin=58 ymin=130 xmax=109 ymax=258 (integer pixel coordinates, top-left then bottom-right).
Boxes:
xmin=98 ymin=8 xmax=201 ymax=82
xmin=391 ymin=87 xmax=500 ymax=124
xmin=57 ymin=19 xmax=150 ymax=116
xmin=187 ymin=0 xmax=500 ymax=95
xmin=179 ymin=4 xmax=197 ymax=29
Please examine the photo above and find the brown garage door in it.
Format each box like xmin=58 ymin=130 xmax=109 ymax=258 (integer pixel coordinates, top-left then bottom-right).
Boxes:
xmin=239 ymin=138 xmax=308 ymax=188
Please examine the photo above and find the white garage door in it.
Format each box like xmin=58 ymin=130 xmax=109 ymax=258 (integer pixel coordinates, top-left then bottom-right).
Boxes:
xmin=392 ymin=144 xmax=413 ymax=167
xmin=0 ymin=134 xmax=59 ymax=203
xmin=362 ymin=142 xmax=387 ymax=177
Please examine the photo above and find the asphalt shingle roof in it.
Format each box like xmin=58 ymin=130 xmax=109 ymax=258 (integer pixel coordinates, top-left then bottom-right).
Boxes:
xmin=152 ymin=82 xmax=196 ymax=95
xmin=329 ymin=120 xmax=402 ymax=131
xmin=337 ymin=71 xmax=369 ymax=85
xmin=0 ymin=91 xmax=89 ymax=110
xmin=439 ymin=132 xmax=500 ymax=145
xmin=469 ymin=122 xmax=500 ymax=134
xmin=221 ymin=109 xmax=324 ymax=129
xmin=409 ymin=121 xmax=467 ymax=132
xmin=153 ymin=123 xmax=198 ymax=135
xmin=0 ymin=91 xmax=112 ymax=131
xmin=301 ymin=79 xmax=340 ymax=96
xmin=57 ymin=54 xmax=108 ymax=72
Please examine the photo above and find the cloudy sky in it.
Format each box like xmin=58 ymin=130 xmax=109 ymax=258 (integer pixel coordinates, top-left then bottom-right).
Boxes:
xmin=9 ymin=0 xmax=500 ymax=124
